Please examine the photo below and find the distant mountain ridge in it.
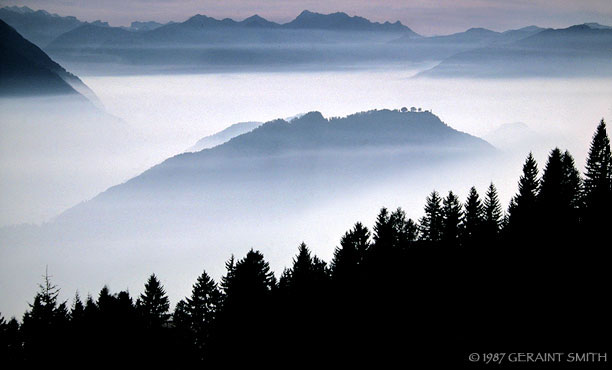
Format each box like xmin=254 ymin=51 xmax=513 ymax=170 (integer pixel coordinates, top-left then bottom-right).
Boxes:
xmin=284 ymin=10 xmax=414 ymax=33
xmin=46 ymin=9 xmax=419 ymax=50
xmin=417 ymin=23 xmax=612 ymax=78
xmin=5 ymin=5 xmax=610 ymax=76
xmin=0 ymin=6 xmax=102 ymax=47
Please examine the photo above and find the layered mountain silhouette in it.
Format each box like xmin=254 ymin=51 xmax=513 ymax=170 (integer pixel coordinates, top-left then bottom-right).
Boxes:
xmin=0 ymin=19 xmax=97 ymax=98
xmin=56 ymin=109 xmax=493 ymax=228
xmin=390 ymin=25 xmax=544 ymax=61
xmin=0 ymin=6 xmax=85 ymax=47
xmin=284 ymin=10 xmax=413 ymax=33
xmin=41 ymin=10 xmax=420 ymax=71
xmin=5 ymin=6 xmax=608 ymax=76
xmin=418 ymin=24 xmax=612 ymax=77
xmin=47 ymin=10 xmax=416 ymax=50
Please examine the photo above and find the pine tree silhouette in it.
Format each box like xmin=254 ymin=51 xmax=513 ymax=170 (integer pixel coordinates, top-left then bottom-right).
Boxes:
xmin=442 ymin=191 xmax=463 ymax=247
xmin=482 ymin=182 xmax=503 ymax=245
xmin=507 ymin=153 xmax=539 ymax=240
xmin=583 ymin=119 xmax=611 ymax=238
xmin=20 ymin=268 xmax=69 ymax=364
xmin=213 ymin=249 xmax=276 ymax=366
xmin=330 ymin=222 xmax=370 ymax=284
xmin=462 ymin=186 xmax=484 ymax=248
xmin=175 ymin=270 xmax=221 ymax=360
xmin=137 ymin=274 xmax=170 ymax=328
xmin=419 ymin=191 xmax=444 ymax=244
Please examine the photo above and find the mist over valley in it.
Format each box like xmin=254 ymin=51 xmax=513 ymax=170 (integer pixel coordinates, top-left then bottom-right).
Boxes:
xmin=1 ymin=5 xmax=611 ymax=340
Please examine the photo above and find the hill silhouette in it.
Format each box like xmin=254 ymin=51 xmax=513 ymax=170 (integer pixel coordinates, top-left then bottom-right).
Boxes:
xmin=54 ymin=109 xmax=493 ymax=232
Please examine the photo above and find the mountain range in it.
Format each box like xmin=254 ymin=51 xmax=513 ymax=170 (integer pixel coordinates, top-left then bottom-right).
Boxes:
xmin=3 ymin=6 xmax=611 ymax=77
xmin=418 ymin=23 xmax=612 ymax=77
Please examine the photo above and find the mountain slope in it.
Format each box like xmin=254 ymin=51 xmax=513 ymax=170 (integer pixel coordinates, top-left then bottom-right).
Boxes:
xmin=59 ymin=109 xmax=493 ymax=226
xmin=0 ymin=19 xmax=88 ymax=96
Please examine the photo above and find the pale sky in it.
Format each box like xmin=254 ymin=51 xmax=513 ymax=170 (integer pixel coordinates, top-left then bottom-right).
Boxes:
xmin=1 ymin=0 xmax=611 ymax=35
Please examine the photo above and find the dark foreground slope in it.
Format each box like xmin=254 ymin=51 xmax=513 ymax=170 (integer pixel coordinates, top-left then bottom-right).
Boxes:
xmin=0 ymin=20 xmax=97 ymax=99
xmin=0 ymin=21 xmax=135 ymax=225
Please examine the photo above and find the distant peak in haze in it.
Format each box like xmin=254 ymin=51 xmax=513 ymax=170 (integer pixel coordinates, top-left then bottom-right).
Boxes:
xmin=582 ymin=22 xmax=612 ymax=30
xmin=291 ymin=111 xmax=326 ymax=123
xmin=241 ymin=14 xmax=280 ymax=28
xmin=285 ymin=10 xmax=414 ymax=33
xmin=464 ymin=27 xmax=498 ymax=35
xmin=2 ymin=6 xmax=35 ymax=14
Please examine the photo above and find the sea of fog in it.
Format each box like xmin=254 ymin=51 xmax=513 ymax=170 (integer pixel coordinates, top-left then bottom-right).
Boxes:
xmin=83 ymin=70 xmax=612 ymax=165
xmin=1 ymin=68 xmax=611 ymax=318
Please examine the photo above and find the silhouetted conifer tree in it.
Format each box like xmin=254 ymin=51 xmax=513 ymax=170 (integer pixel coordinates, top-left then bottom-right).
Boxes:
xmin=583 ymin=119 xmax=611 ymax=233
xmin=442 ymin=191 xmax=462 ymax=247
xmin=330 ymin=222 xmax=370 ymax=283
xmin=538 ymin=148 xmax=583 ymax=242
xmin=372 ymin=207 xmax=393 ymax=250
xmin=70 ymin=292 xmax=85 ymax=322
xmin=419 ymin=191 xmax=443 ymax=243
xmin=137 ymin=274 xmax=170 ymax=328
xmin=560 ymin=151 xmax=583 ymax=211
xmin=507 ymin=153 xmax=539 ymax=239
xmin=462 ymin=187 xmax=483 ymax=247
xmin=390 ymin=208 xmax=419 ymax=248
xmin=219 ymin=255 xmax=235 ymax=295
xmin=21 ymin=269 xmax=69 ymax=363
xmin=482 ymin=183 xmax=503 ymax=243
xmin=284 ymin=243 xmax=328 ymax=293
xmin=175 ymin=270 xmax=221 ymax=359
xmin=213 ymin=250 xmax=276 ymax=365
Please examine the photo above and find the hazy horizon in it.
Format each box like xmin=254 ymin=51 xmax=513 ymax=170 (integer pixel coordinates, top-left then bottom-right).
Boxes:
xmin=1 ymin=0 xmax=611 ymax=35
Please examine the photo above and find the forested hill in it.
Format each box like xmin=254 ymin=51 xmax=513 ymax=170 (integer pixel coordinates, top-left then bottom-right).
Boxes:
xmin=79 ymin=109 xmax=492 ymax=200
xmin=2 ymin=120 xmax=610 ymax=368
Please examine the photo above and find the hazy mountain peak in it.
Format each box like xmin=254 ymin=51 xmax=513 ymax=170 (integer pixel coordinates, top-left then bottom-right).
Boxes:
xmin=128 ymin=21 xmax=166 ymax=31
xmin=3 ymin=6 xmax=36 ymax=14
xmin=582 ymin=22 xmax=612 ymax=30
xmin=465 ymin=27 xmax=498 ymax=35
xmin=285 ymin=9 xmax=411 ymax=33
xmin=292 ymin=111 xmax=326 ymax=124
xmin=241 ymin=14 xmax=279 ymax=28
xmin=183 ymin=14 xmax=233 ymax=27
